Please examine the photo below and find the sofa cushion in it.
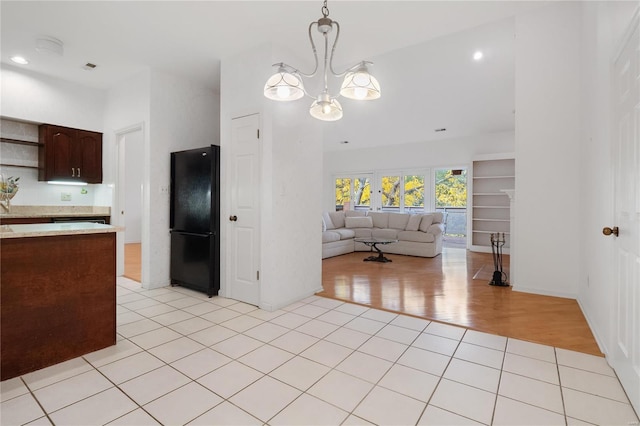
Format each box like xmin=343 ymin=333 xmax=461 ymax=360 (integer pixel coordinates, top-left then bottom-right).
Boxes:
xmin=405 ymin=214 xmax=422 ymax=231
xmin=432 ymin=212 xmax=444 ymax=224
xmin=328 ymin=211 xmax=346 ymax=229
xmin=334 ymin=228 xmax=356 ymax=240
xmin=388 ymin=213 xmax=410 ymax=230
xmin=345 ymin=216 xmax=373 ymax=228
xmin=354 ymin=228 xmax=373 ymax=238
xmin=397 ymin=230 xmax=435 ymax=243
xmin=322 ymin=212 xmax=335 ymax=230
xmin=368 ymin=212 xmax=389 ymax=229
xmin=322 ymin=231 xmax=341 ymax=243
xmin=419 ymin=214 xmax=434 ymax=232
xmin=372 ymin=228 xmax=399 ymax=239
xmin=345 ymin=210 xmax=366 ymax=217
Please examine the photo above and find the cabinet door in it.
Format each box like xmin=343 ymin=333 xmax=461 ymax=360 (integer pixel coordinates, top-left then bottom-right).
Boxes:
xmin=77 ymin=131 xmax=103 ymax=183
xmin=39 ymin=125 xmax=103 ymax=183
xmin=45 ymin=126 xmax=76 ymax=181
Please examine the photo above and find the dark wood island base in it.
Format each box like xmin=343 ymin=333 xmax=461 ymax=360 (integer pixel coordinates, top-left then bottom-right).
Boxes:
xmin=1 ymin=231 xmax=116 ymax=381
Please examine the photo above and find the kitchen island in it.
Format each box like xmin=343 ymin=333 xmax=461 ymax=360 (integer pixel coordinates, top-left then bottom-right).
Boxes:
xmin=0 ymin=222 xmax=122 ymax=380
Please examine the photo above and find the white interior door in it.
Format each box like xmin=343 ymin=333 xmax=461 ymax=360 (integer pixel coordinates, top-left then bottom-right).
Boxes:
xmin=229 ymin=114 xmax=261 ymax=306
xmin=610 ymin=13 xmax=639 ymax=414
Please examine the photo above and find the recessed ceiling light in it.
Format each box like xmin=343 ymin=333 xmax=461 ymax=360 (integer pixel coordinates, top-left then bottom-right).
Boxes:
xmin=10 ymin=56 xmax=29 ymax=65
xmin=473 ymin=51 xmax=484 ymax=61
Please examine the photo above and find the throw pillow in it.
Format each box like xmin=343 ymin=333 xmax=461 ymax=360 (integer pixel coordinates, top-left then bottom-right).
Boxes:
xmin=328 ymin=211 xmax=346 ymax=229
xmin=322 ymin=212 xmax=335 ymax=230
xmin=345 ymin=216 xmax=373 ymax=228
xmin=432 ymin=212 xmax=444 ymax=224
xmin=388 ymin=213 xmax=410 ymax=230
xmin=405 ymin=214 xmax=422 ymax=231
xmin=368 ymin=212 xmax=389 ymax=229
xmin=419 ymin=214 xmax=434 ymax=232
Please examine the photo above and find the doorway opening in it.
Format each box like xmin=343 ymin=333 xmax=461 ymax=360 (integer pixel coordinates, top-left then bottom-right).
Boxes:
xmin=434 ymin=168 xmax=468 ymax=249
xmin=116 ymin=125 xmax=144 ymax=283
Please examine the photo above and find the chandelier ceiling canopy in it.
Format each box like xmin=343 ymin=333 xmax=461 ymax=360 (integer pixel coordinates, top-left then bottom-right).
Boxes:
xmin=263 ymin=0 xmax=381 ymax=121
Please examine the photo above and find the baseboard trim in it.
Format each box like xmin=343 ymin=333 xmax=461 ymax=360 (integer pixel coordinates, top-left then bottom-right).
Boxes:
xmin=576 ymin=297 xmax=609 ymax=358
xmin=511 ymin=285 xmax=576 ymax=299
xmin=260 ymin=286 xmax=323 ymax=312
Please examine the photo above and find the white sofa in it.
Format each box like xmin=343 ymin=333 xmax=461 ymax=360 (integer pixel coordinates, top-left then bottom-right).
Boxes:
xmin=322 ymin=210 xmax=444 ymax=259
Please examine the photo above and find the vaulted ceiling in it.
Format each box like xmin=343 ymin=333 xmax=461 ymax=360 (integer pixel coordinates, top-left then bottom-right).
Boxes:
xmin=1 ymin=1 xmax=547 ymax=149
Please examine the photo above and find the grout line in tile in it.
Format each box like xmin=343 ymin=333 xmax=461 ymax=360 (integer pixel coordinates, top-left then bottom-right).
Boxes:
xmin=4 ymin=282 xmax=634 ymax=426
xmin=19 ymin=376 xmax=55 ymax=426
xmin=554 ymin=346 xmax=570 ymax=425
xmin=489 ymin=330 xmax=507 ymax=426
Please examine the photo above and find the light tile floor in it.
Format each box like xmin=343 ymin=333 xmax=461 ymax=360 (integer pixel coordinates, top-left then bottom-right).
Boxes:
xmin=1 ymin=277 xmax=638 ymax=426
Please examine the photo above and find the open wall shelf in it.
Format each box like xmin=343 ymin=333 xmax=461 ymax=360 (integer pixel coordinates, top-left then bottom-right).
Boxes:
xmin=470 ymin=156 xmax=514 ymax=253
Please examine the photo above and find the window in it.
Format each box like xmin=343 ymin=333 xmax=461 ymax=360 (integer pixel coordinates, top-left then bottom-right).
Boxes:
xmin=380 ymin=174 xmax=401 ymax=211
xmin=403 ymin=175 xmax=425 ymax=213
xmin=334 ymin=174 xmax=373 ymax=211
xmin=434 ymin=168 xmax=468 ymax=239
xmin=353 ymin=177 xmax=371 ymax=210
xmin=334 ymin=170 xmax=430 ymax=213
xmin=335 ymin=178 xmax=351 ymax=211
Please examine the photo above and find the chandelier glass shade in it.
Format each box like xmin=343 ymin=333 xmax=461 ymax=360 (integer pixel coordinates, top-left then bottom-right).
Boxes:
xmin=309 ymin=92 xmax=343 ymax=121
xmin=263 ymin=66 xmax=305 ymax=101
xmin=264 ymin=0 xmax=380 ymax=121
xmin=340 ymin=65 xmax=381 ymax=100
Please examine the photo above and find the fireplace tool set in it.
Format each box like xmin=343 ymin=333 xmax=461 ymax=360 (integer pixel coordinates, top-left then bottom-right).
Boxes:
xmin=490 ymin=232 xmax=509 ymax=286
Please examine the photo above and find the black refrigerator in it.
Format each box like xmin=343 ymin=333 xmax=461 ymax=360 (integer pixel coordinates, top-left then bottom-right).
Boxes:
xmin=170 ymin=145 xmax=220 ymax=297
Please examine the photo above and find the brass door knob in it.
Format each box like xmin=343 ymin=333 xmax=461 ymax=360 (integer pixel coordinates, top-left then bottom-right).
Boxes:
xmin=229 ymin=215 xmax=238 ymax=222
xmin=602 ymin=226 xmax=619 ymax=237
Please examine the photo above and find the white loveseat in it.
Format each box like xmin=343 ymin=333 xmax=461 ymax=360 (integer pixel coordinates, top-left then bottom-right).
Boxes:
xmin=322 ymin=210 xmax=444 ymax=259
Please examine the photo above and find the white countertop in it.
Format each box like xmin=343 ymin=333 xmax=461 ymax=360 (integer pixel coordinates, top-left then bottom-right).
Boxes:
xmin=0 ymin=222 xmax=123 ymax=239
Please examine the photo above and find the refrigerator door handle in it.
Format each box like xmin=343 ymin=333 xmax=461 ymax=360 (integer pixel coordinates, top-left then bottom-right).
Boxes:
xmin=170 ymin=230 xmax=214 ymax=237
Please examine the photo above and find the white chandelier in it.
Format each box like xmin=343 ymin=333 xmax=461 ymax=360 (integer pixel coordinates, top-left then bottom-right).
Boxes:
xmin=263 ymin=0 xmax=381 ymax=121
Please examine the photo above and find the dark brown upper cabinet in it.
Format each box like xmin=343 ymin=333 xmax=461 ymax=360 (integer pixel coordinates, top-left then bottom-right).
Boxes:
xmin=39 ymin=124 xmax=103 ymax=183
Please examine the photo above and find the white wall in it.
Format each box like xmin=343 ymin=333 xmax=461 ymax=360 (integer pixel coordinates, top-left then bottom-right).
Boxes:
xmin=323 ymin=131 xmax=514 ymax=210
xmin=124 ymin=130 xmax=143 ymax=243
xmin=263 ymin=104 xmax=324 ymax=311
xmin=103 ymin=68 xmax=218 ymax=288
xmin=577 ymin=1 xmax=638 ymax=354
xmin=513 ymin=2 xmax=583 ymax=298
xmin=220 ymin=44 xmax=323 ymax=310
xmin=146 ymin=69 xmax=219 ymax=288
xmin=103 ymin=70 xmax=151 ymax=279
xmin=0 ymin=66 xmax=106 ymax=207
xmin=1 ymin=64 xmax=105 ymax=131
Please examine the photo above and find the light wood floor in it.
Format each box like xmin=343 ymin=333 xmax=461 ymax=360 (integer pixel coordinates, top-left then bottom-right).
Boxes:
xmin=124 ymin=243 xmax=141 ymax=282
xmin=320 ymin=249 xmax=602 ymax=356
xmin=123 ymin=242 xmax=600 ymax=355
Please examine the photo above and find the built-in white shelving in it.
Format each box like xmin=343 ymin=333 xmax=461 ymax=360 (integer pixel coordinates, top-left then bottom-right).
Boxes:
xmin=469 ymin=155 xmax=515 ymax=253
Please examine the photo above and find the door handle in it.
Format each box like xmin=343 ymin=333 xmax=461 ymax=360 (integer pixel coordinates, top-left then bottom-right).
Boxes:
xmin=71 ymin=167 xmax=75 ymax=177
xmin=602 ymin=226 xmax=619 ymax=237
xmin=229 ymin=215 xmax=238 ymax=222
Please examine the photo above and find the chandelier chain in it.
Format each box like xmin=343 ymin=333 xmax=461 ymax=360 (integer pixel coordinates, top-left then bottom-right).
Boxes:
xmin=322 ymin=0 xmax=329 ymax=18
